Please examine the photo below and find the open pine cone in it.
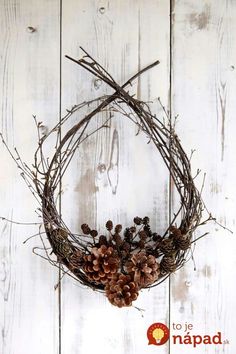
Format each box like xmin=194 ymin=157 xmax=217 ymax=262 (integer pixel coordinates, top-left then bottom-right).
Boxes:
xmin=105 ymin=273 xmax=139 ymax=307
xmin=125 ymin=251 xmax=160 ymax=288
xmin=83 ymin=245 xmax=120 ymax=285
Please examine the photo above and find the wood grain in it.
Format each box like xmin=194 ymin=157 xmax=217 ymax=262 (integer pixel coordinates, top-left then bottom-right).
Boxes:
xmin=170 ymin=1 xmax=236 ymax=353
xmin=61 ymin=1 xmax=170 ymax=353
xmin=1 ymin=1 xmax=236 ymax=353
xmin=0 ymin=1 xmax=60 ymax=353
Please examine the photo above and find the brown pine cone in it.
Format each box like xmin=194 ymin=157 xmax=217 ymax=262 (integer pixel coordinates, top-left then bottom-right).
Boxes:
xmin=160 ymin=256 xmax=177 ymax=274
xmin=50 ymin=229 xmax=73 ymax=259
xmin=169 ymin=225 xmax=182 ymax=237
xmin=160 ymin=238 xmax=175 ymax=255
xmin=83 ymin=245 xmax=120 ymax=285
xmin=69 ymin=249 xmax=84 ymax=269
xmin=125 ymin=252 xmax=160 ymax=288
xmin=51 ymin=228 xmax=68 ymax=242
xmin=105 ymin=273 xmax=139 ymax=307
xmin=174 ymin=235 xmax=191 ymax=251
xmin=55 ymin=240 xmax=73 ymax=259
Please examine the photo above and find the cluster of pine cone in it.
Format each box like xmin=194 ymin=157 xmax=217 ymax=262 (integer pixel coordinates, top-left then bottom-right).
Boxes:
xmin=61 ymin=217 xmax=191 ymax=308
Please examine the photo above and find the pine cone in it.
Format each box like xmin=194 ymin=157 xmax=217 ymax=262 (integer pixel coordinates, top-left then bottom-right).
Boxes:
xmin=160 ymin=238 xmax=175 ymax=255
xmin=115 ymin=224 xmax=122 ymax=233
xmin=90 ymin=229 xmax=98 ymax=238
xmin=105 ymin=273 xmax=139 ymax=307
xmin=134 ymin=217 xmax=142 ymax=225
xmin=69 ymin=249 xmax=84 ymax=269
xmin=50 ymin=229 xmax=72 ymax=259
xmin=152 ymin=233 xmax=162 ymax=243
xmin=55 ymin=240 xmax=73 ymax=259
xmin=51 ymin=228 xmax=68 ymax=242
xmin=142 ymin=216 xmax=150 ymax=225
xmin=169 ymin=225 xmax=182 ymax=237
xmin=125 ymin=252 xmax=160 ymax=287
xmin=143 ymin=224 xmax=152 ymax=237
xmin=160 ymin=256 xmax=177 ymax=274
xmin=83 ymin=245 xmax=120 ymax=285
xmin=106 ymin=220 xmax=113 ymax=231
xmin=174 ymin=235 xmax=191 ymax=251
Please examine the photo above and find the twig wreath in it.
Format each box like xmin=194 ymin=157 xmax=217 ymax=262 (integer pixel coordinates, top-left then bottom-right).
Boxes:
xmin=1 ymin=48 xmax=216 ymax=308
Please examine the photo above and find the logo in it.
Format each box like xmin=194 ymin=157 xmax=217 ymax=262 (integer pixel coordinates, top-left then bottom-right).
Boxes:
xmin=146 ymin=322 xmax=229 ymax=348
xmin=147 ymin=323 xmax=170 ymax=346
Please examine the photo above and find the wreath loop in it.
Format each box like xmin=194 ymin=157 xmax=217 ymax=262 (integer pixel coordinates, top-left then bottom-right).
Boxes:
xmin=4 ymin=49 xmax=211 ymax=307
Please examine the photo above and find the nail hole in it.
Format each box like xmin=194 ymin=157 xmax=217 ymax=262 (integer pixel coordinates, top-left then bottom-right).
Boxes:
xmin=185 ymin=280 xmax=192 ymax=287
xmin=97 ymin=163 xmax=106 ymax=173
xmin=27 ymin=26 xmax=36 ymax=33
xmin=99 ymin=7 xmax=106 ymax=14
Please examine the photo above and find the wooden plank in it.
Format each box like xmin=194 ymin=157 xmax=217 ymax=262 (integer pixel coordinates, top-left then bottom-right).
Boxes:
xmin=61 ymin=1 xmax=170 ymax=353
xmin=170 ymin=1 xmax=236 ymax=353
xmin=0 ymin=1 xmax=60 ymax=353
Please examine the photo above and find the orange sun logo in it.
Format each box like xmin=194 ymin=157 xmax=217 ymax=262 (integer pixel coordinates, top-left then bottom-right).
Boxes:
xmin=147 ymin=323 xmax=170 ymax=346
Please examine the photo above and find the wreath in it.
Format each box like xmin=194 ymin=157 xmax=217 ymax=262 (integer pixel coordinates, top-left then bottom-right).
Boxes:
xmin=1 ymin=48 xmax=214 ymax=308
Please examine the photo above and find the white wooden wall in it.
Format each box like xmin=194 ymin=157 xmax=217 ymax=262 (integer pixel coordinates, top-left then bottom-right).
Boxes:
xmin=0 ymin=1 xmax=236 ymax=354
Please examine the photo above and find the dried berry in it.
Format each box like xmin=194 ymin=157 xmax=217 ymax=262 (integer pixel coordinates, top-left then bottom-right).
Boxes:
xmin=142 ymin=216 xmax=150 ymax=225
xmin=134 ymin=217 xmax=142 ymax=225
xmin=129 ymin=226 xmax=136 ymax=233
xmin=144 ymin=224 xmax=152 ymax=237
xmin=115 ymin=224 xmax=122 ymax=233
xmin=81 ymin=223 xmax=91 ymax=235
xmin=90 ymin=229 xmax=98 ymax=238
xmin=106 ymin=220 xmax=113 ymax=231
xmin=124 ymin=228 xmax=132 ymax=241
xmin=139 ymin=230 xmax=147 ymax=240
xmin=152 ymin=233 xmax=162 ymax=242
